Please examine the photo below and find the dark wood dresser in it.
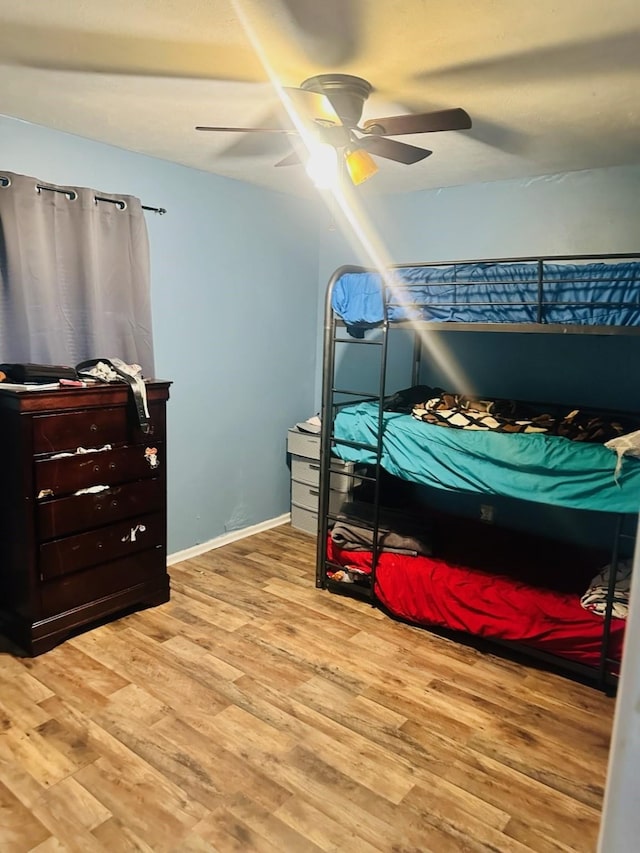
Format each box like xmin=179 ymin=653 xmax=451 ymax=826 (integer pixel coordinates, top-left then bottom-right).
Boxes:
xmin=0 ymin=380 xmax=171 ymax=655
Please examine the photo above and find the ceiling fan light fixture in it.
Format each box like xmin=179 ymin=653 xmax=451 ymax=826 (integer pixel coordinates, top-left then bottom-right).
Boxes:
xmin=305 ymin=142 xmax=340 ymax=189
xmin=345 ymin=147 xmax=379 ymax=185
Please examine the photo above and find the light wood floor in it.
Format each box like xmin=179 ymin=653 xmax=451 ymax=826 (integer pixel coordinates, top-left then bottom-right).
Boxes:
xmin=0 ymin=524 xmax=614 ymax=852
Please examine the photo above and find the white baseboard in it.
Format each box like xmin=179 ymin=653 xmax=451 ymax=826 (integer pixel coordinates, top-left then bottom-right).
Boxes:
xmin=167 ymin=512 xmax=291 ymax=566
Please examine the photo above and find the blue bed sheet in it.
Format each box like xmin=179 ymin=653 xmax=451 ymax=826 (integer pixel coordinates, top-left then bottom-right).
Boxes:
xmin=331 ymin=261 xmax=640 ymax=328
xmin=332 ymin=402 xmax=640 ymax=513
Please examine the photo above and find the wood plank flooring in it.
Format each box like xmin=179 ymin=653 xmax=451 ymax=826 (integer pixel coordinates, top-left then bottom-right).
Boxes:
xmin=0 ymin=524 xmax=614 ymax=852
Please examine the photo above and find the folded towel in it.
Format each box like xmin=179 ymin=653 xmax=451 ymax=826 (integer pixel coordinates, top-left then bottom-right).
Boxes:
xmin=330 ymin=501 xmax=432 ymax=556
xmin=295 ymin=414 xmax=321 ymax=434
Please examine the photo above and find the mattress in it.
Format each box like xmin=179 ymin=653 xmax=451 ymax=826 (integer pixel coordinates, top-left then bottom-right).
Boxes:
xmin=326 ymin=533 xmax=626 ymax=669
xmin=332 ymin=402 xmax=640 ymax=513
xmin=331 ymin=261 xmax=640 ymax=329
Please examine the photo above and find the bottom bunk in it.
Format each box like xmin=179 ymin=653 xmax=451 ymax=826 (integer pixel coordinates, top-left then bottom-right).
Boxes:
xmin=325 ymin=511 xmax=627 ymax=682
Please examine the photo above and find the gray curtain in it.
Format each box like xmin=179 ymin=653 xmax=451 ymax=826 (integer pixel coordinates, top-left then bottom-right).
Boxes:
xmin=0 ymin=170 xmax=155 ymax=376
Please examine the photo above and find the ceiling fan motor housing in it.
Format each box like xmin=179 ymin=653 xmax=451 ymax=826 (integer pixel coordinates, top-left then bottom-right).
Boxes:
xmin=300 ymin=74 xmax=372 ymax=127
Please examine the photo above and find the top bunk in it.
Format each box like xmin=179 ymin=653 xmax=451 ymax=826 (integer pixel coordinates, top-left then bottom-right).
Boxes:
xmin=329 ymin=253 xmax=640 ymax=335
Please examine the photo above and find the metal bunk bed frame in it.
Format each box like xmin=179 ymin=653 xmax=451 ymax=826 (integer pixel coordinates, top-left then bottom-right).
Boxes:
xmin=316 ymin=252 xmax=640 ymax=690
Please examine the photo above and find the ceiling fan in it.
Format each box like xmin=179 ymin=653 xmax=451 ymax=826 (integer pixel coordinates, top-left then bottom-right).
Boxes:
xmin=195 ymin=74 xmax=472 ymax=185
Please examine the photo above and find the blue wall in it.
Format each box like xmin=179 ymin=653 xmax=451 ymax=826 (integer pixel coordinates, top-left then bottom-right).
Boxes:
xmin=0 ymin=115 xmax=321 ymax=552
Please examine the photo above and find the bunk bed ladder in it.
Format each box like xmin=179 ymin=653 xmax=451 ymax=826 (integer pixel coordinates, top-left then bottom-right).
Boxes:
xmin=317 ymin=266 xmax=391 ymax=603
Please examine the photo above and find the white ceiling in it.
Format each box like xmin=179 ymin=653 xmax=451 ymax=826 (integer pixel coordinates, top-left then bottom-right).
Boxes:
xmin=0 ymin=0 xmax=638 ymax=198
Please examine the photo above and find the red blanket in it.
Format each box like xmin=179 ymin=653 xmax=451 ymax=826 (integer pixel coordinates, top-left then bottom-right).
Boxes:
xmin=326 ymin=536 xmax=625 ymax=668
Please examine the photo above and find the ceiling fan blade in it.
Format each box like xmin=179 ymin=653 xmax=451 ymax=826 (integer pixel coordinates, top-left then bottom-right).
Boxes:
xmin=195 ymin=89 xmax=342 ymax=144
xmin=274 ymin=151 xmax=302 ymax=167
xmin=213 ymin=109 xmax=300 ymax=158
xmin=415 ymin=31 xmax=640 ymax=84
xmin=358 ymin=136 xmax=432 ymax=165
xmin=0 ymin=21 xmax=266 ymax=83
xmin=276 ymin=0 xmax=358 ymax=65
xmin=397 ymin=99 xmax=528 ymax=156
xmin=195 ymin=126 xmax=297 ymax=134
xmin=362 ymin=108 xmax=472 ymax=137
xmin=465 ymin=117 xmax=530 ymax=156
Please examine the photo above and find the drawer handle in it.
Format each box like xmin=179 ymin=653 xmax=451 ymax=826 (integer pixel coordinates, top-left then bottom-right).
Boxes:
xmin=93 ymin=464 xmax=100 ymax=473
xmin=96 ymin=504 xmax=102 ymax=511
xmin=309 ymin=488 xmax=319 ymax=497
xmin=111 ymin=499 xmax=119 ymax=508
xmin=90 ymin=423 xmax=98 ymax=432
xmin=108 ymin=462 xmax=116 ymax=470
xmin=309 ymin=464 xmax=321 ymax=471
xmin=97 ymin=542 xmax=103 ymax=549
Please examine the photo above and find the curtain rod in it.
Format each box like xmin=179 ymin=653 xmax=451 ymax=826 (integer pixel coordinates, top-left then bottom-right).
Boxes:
xmin=0 ymin=175 xmax=166 ymax=214
xmin=142 ymin=204 xmax=167 ymax=215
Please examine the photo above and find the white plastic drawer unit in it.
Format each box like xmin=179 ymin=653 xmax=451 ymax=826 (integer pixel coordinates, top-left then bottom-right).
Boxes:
xmin=290 ymin=504 xmax=318 ymax=536
xmin=287 ymin=428 xmax=320 ymax=460
xmin=291 ymin=480 xmax=348 ymax=515
xmin=287 ymin=426 xmax=361 ymax=535
xmin=290 ymin=456 xmax=358 ymax=491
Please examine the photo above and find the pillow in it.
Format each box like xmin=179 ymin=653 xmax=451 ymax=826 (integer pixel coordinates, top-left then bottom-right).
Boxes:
xmin=605 ymin=429 xmax=640 ymax=480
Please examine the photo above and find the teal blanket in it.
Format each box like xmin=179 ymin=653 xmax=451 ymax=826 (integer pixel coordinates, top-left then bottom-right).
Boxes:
xmin=332 ymin=403 xmax=640 ymax=513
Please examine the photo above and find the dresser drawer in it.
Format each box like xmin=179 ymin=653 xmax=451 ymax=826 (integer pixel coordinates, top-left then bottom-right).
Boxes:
xmin=40 ymin=548 xmax=166 ymax=619
xmin=33 ymin=406 xmax=129 ymax=454
xmin=37 ymin=478 xmax=164 ymax=540
xmin=32 ymin=401 xmax=166 ymax=454
xmin=39 ymin=512 xmax=164 ymax=580
xmin=35 ymin=442 xmax=164 ymax=497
